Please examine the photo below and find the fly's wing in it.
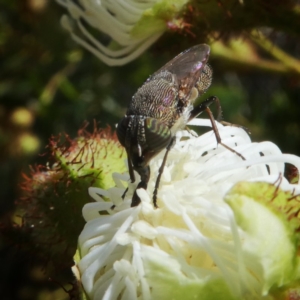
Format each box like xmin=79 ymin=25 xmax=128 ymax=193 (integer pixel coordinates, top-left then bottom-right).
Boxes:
xmin=148 ymin=44 xmax=210 ymax=101
xmin=150 ymin=44 xmax=210 ymax=81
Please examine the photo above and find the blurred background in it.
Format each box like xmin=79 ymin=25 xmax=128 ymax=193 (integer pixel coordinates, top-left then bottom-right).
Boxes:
xmin=0 ymin=0 xmax=300 ymax=299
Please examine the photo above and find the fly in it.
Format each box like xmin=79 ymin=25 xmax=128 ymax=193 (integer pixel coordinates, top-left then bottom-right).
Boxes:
xmin=116 ymin=44 xmax=243 ymax=207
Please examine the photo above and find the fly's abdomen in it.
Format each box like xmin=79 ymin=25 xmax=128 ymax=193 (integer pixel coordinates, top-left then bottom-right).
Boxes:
xmin=127 ymin=75 xmax=178 ymax=122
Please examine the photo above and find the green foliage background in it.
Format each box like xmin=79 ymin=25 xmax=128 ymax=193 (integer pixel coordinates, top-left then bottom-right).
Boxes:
xmin=0 ymin=0 xmax=299 ymax=299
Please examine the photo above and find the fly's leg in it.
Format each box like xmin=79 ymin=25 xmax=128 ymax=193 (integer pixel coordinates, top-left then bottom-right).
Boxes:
xmin=189 ymin=96 xmax=221 ymax=121
xmin=152 ymin=137 xmax=176 ymax=208
xmin=189 ymin=96 xmax=245 ymax=160
xmin=199 ymin=96 xmax=249 ymax=133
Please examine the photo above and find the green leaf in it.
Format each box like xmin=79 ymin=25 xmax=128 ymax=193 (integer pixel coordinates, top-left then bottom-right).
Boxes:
xmin=225 ymin=182 xmax=300 ymax=295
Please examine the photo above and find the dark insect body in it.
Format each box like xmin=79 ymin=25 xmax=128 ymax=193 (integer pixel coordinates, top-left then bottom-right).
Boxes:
xmin=117 ymin=44 xmax=236 ymax=208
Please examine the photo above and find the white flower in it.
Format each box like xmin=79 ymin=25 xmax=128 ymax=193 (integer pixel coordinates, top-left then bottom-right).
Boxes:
xmin=77 ymin=119 xmax=300 ymax=300
xmin=56 ymin=0 xmax=189 ymax=66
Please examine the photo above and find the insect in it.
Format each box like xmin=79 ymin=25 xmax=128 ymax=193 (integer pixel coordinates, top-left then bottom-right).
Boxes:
xmin=117 ymin=44 xmax=241 ymax=208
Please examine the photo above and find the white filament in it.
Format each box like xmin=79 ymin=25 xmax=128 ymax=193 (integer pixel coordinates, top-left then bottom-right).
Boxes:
xmin=79 ymin=120 xmax=300 ymax=299
xmin=56 ymin=0 xmax=166 ymax=65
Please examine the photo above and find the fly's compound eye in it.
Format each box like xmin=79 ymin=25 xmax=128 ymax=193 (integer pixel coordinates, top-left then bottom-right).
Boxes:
xmin=144 ymin=117 xmax=172 ymax=153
